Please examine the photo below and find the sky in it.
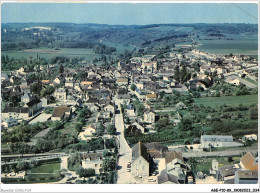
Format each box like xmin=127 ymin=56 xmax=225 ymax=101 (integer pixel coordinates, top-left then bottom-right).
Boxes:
xmin=1 ymin=3 xmax=258 ymax=25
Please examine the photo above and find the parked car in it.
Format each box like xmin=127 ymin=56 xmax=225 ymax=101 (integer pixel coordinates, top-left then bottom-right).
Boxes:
xmin=148 ymin=178 xmax=156 ymax=182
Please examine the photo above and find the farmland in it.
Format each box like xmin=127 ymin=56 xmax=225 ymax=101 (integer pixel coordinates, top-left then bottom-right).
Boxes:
xmin=194 ymin=95 xmax=258 ymax=108
xmin=2 ymin=48 xmax=116 ymax=60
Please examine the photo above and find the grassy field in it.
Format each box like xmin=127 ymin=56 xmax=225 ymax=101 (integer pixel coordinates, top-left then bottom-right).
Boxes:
xmin=196 ymin=34 xmax=258 ymax=55
xmin=2 ymin=48 xmax=116 ymax=61
xmin=190 ymin=156 xmax=241 ymax=174
xmin=242 ymin=77 xmax=258 ymax=86
xmin=194 ymin=95 xmax=258 ymax=108
xmin=30 ymin=161 xmax=60 ymax=174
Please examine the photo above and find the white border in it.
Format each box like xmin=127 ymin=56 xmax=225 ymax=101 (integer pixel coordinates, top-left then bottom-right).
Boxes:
xmin=0 ymin=0 xmax=259 ymax=192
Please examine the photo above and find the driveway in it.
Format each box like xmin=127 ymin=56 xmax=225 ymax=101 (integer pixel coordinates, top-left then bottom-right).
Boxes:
xmin=114 ymin=98 xmax=132 ymax=184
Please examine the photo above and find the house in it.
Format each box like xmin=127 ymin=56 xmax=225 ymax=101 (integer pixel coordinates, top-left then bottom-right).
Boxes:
xmin=78 ymin=124 xmax=96 ymax=141
xmin=74 ymin=83 xmax=81 ymax=92
xmin=240 ymin=152 xmax=258 ymax=171
xmin=41 ymin=97 xmax=49 ymax=107
xmin=41 ymin=80 xmax=51 ymax=86
xmin=86 ymin=98 xmax=99 ymax=105
xmin=86 ymin=103 xmax=100 ymax=112
xmin=144 ymin=109 xmax=156 ymax=124
xmin=200 ymin=135 xmax=244 ymax=149
xmin=217 ymin=67 xmax=227 ymax=74
xmin=146 ymin=94 xmax=157 ymax=101
xmin=53 ymin=88 xmax=67 ymax=102
xmin=124 ymin=104 xmax=136 ymax=118
xmin=163 ymin=151 xmax=187 ymax=183
xmin=65 ymin=80 xmax=74 ymax=88
xmin=243 ymin=134 xmax=257 ymax=142
xmin=81 ymin=81 xmax=93 ymax=88
xmin=132 ymin=121 xmax=145 ymax=133
xmin=96 ymin=111 xmax=113 ymax=124
xmin=134 ymin=88 xmax=146 ymax=101
xmin=51 ymin=106 xmax=72 ymax=121
xmin=53 ymin=77 xmax=65 ymax=85
xmin=234 ymin=170 xmax=258 ymax=184
xmin=99 ymin=98 xmax=111 ymax=107
xmin=21 ymin=93 xmax=32 ymax=103
xmin=117 ymin=94 xmax=131 ymax=105
xmin=229 ymin=78 xmax=240 ymax=86
xmin=131 ymin=142 xmax=150 ymax=178
xmin=104 ymin=103 xmax=115 ymax=114
xmin=157 ymin=169 xmax=179 ymax=184
xmin=216 ymin=164 xmax=238 ymax=183
xmin=225 ymin=76 xmax=240 ymax=86
xmin=82 ymin=153 xmax=103 ymax=174
xmin=24 ymin=98 xmax=42 ymax=115
xmin=141 ymin=61 xmax=157 ymax=72
xmin=116 ymin=78 xmax=128 ymax=86
xmin=1 ymin=107 xmax=32 ymax=120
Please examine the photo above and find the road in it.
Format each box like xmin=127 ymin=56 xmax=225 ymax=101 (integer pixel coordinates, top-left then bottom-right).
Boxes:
xmin=114 ymin=98 xmax=132 ymax=184
xmin=223 ymin=65 xmax=258 ymax=78
xmin=182 ymin=145 xmax=258 ymax=158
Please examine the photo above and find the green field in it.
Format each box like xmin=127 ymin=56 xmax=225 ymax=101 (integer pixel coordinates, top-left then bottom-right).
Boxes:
xmin=196 ymin=34 xmax=258 ymax=55
xmin=190 ymin=156 xmax=241 ymax=174
xmin=194 ymin=95 xmax=258 ymax=108
xmin=30 ymin=161 xmax=60 ymax=174
xmin=2 ymin=48 xmax=116 ymax=60
xmin=242 ymin=77 xmax=258 ymax=86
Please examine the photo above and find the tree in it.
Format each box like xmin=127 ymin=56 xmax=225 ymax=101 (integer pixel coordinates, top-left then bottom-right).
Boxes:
xmin=249 ymin=107 xmax=258 ymax=120
xmin=130 ymin=84 xmax=136 ymax=91
xmin=59 ymin=64 xmax=64 ymax=74
xmin=228 ymin=156 xmax=233 ymax=162
xmin=103 ymin=158 xmax=116 ymax=172
xmin=1 ymin=55 xmax=6 ymax=63
xmin=95 ymin=123 xmax=105 ymax=136
xmin=106 ymin=125 xmax=116 ymax=135
xmin=76 ymin=167 xmax=95 ymax=178
xmin=178 ymin=118 xmax=193 ymax=131
xmin=30 ymin=82 xmax=43 ymax=95
xmin=103 ymin=150 xmax=111 ymax=157
xmin=40 ymin=86 xmax=55 ymax=97
xmin=174 ymin=66 xmax=181 ymax=82
xmin=16 ymin=161 xmax=30 ymax=171
xmin=10 ymin=95 xmax=21 ymax=107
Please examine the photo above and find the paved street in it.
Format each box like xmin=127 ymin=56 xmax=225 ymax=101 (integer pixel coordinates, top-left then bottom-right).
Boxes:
xmin=182 ymin=145 xmax=258 ymax=158
xmin=114 ymin=98 xmax=132 ymax=184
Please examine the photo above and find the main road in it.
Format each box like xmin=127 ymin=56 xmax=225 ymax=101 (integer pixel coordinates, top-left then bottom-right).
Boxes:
xmin=114 ymin=98 xmax=132 ymax=184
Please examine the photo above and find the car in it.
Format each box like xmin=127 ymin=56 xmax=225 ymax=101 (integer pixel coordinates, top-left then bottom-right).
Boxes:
xmin=148 ymin=178 xmax=156 ymax=182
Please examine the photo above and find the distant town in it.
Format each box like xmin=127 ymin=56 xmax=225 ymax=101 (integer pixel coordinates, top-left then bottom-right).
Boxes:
xmin=1 ymin=23 xmax=258 ymax=185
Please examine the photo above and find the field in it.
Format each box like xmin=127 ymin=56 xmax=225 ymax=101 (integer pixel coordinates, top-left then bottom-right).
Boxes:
xmin=196 ymin=34 xmax=258 ymax=55
xmin=194 ymin=95 xmax=258 ymax=108
xmin=242 ymin=77 xmax=258 ymax=86
xmin=2 ymin=48 xmax=116 ymax=60
xmin=30 ymin=161 xmax=60 ymax=174
xmin=189 ymin=156 xmax=241 ymax=175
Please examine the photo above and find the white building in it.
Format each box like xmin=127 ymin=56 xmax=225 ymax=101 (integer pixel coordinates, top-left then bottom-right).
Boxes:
xmin=82 ymin=153 xmax=103 ymax=174
xmin=200 ymin=135 xmax=244 ymax=149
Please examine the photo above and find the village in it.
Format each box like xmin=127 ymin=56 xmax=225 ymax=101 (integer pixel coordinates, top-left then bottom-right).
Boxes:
xmin=1 ymin=45 xmax=258 ymax=184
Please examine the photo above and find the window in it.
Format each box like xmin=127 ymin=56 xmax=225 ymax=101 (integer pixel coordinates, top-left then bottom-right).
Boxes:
xmin=95 ymin=164 xmax=97 ymax=167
